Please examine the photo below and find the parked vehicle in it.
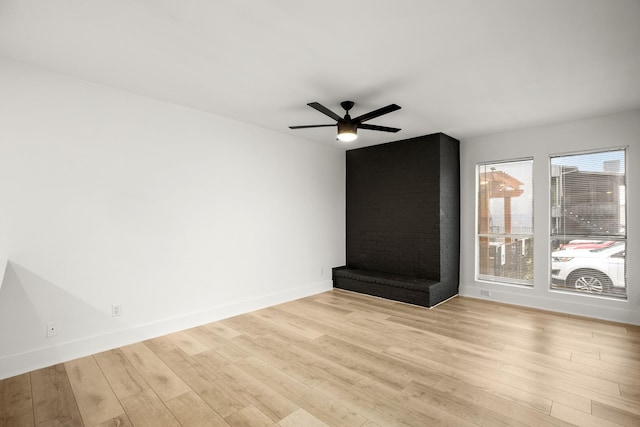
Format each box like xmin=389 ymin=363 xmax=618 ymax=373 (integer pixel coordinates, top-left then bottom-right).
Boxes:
xmin=559 ymin=240 xmax=616 ymax=250
xmin=551 ymin=242 xmax=625 ymax=293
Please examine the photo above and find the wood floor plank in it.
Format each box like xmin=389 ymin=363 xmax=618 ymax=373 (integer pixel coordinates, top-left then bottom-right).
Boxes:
xmin=625 ymin=326 xmax=640 ymax=339
xmin=571 ymin=352 xmax=640 ymax=380
xmin=431 ymin=376 xmax=573 ymax=426
xmin=277 ymin=408 xmax=330 ymax=427
xmin=144 ymin=344 xmax=220 ymax=395
xmin=228 ymin=334 xmax=330 ymax=388
xmin=194 ymin=350 xmax=298 ymax=422
xmin=600 ymin=350 xmax=640 ymax=370
xmin=216 ymin=318 xmax=366 ymax=391
xmin=0 ymin=373 xmax=34 ymax=427
xmin=581 ymin=388 xmax=640 ymax=419
xmin=250 ymin=308 xmax=325 ymax=340
xmin=620 ymin=383 xmax=640 ymax=401
xmin=224 ymin=405 xmax=275 ymax=427
xmin=119 ymin=388 xmax=180 ymax=427
xmin=306 ymin=292 xmax=441 ymax=331
xmin=164 ymin=391 xmax=229 ymax=427
xmin=201 ymin=321 xmax=243 ymax=340
xmin=64 ymin=356 xmax=124 ymax=426
xmin=199 ymin=384 xmax=249 ymax=419
xmin=94 ymin=348 xmax=149 ymax=400
xmin=315 ymin=377 xmax=477 ymax=427
xmin=403 ymin=379 xmax=532 ymax=427
xmin=400 ymin=343 xmax=555 ymax=415
xmin=119 ymin=342 xmax=191 ymax=401
xmin=235 ymin=356 xmax=367 ymax=427
xmin=94 ymin=412 xmax=133 ymax=427
xmin=383 ymin=344 xmax=593 ymax=414
xmin=141 ymin=335 xmax=180 ymax=355
xmin=165 ymin=331 xmax=210 ymax=356
xmin=425 ymin=307 xmax=609 ymax=362
xmin=279 ymin=297 xmax=353 ymax=317
xmin=592 ymin=331 xmax=640 ymax=350
xmin=470 ymin=342 xmax=625 ymax=396
xmin=313 ymin=378 xmax=424 ymax=426
xmin=146 ymin=342 xmax=250 ymax=418
xmin=408 ymin=331 xmax=624 ymax=401
xmin=216 ymin=314 xmax=278 ymax=339
xmin=184 ymin=326 xmax=250 ymax=363
xmin=312 ymin=334 xmax=441 ymax=391
xmin=551 ymin=401 xmax=621 ymax=427
xmin=592 ymin=400 xmax=640 ymax=427
xmin=253 ymin=332 xmax=364 ymax=388
xmin=30 ymin=364 xmax=82 ymax=427
xmin=278 ymin=300 xmax=451 ymax=352
xmin=503 ymin=344 xmax=640 ymax=388
xmin=272 ymin=303 xmax=393 ymax=353
xmin=388 ymin=314 xmax=507 ymax=351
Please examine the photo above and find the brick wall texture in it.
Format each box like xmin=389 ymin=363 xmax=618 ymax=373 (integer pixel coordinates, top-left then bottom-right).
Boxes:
xmin=345 ymin=133 xmax=460 ymax=282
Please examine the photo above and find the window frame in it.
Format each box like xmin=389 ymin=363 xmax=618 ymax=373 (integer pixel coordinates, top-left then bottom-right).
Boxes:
xmin=476 ymin=157 xmax=534 ymax=287
xmin=548 ymin=147 xmax=627 ymax=299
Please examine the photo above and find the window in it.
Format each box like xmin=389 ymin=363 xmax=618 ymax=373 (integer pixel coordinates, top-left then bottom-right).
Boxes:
xmin=477 ymin=159 xmax=534 ymax=285
xmin=550 ymin=149 xmax=627 ymax=299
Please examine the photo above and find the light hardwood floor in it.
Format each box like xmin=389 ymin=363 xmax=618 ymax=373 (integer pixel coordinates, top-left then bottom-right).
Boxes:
xmin=2 ymin=290 xmax=640 ymax=426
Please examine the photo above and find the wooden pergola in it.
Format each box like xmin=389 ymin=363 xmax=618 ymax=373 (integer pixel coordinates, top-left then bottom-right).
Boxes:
xmin=478 ymin=169 xmax=525 ymax=274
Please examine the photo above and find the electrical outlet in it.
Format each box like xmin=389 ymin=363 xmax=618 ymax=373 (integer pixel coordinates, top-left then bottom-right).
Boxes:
xmin=480 ymin=289 xmax=491 ymax=297
xmin=320 ymin=267 xmax=324 ymax=276
xmin=46 ymin=322 xmax=59 ymax=338
xmin=112 ymin=304 xmax=122 ymax=317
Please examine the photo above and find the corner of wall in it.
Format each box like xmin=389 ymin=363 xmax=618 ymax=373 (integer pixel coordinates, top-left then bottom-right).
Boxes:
xmin=0 ymin=258 xmax=6 ymax=291
xmin=0 ymin=279 xmax=333 ymax=379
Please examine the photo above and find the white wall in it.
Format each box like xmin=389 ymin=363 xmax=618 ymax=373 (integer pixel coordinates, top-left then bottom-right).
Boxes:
xmin=460 ymin=109 xmax=640 ymax=325
xmin=0 ymin=59 xmax=346 ymax=379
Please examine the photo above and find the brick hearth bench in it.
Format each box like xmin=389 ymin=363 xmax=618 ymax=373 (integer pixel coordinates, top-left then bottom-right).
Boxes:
xmin=332 ymin=266 xmax=456 ymax=308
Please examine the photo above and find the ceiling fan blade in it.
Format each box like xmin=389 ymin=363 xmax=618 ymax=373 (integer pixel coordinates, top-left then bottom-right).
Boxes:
xmin=359 ymin=123 xmax=401 ymax=133
xmin=289 ymin=124 xmax=336 ymax=129
xmin=307 ymin=102 xmax=343 ymax=122
xmin=353 ymin=104 xmax=401 ymax=123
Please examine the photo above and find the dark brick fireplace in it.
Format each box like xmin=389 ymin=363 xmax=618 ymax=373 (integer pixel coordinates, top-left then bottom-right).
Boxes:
xmin=333 ymin=133 xmax=460 ymax=307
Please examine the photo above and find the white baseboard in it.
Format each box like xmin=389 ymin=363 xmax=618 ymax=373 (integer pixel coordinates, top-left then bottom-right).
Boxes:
xmin=0 ymin=280 xmax=332 ymax=379
xmin=459 ymin=287 xmax=640 ymax=326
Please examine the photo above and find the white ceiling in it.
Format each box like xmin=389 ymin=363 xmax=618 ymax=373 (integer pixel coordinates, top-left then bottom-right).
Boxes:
xmin=1 ymin=0 xmax=639 ymax=149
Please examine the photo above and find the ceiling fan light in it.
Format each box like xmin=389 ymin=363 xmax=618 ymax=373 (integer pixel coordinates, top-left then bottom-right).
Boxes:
xmin=337 ymin=122 xmax=357 ymax=142
xmin=337 ymin=132 xmax=357 ymax=142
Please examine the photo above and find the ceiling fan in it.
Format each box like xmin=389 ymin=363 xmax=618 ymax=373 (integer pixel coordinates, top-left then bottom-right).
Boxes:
xmin=289 ymin=101 xmax=401 ymax=142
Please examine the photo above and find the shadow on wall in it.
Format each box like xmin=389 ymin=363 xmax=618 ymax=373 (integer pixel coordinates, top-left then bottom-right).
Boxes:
xmin=0 ymin=261 xmax=115 ymax=377
xmin=0 ymin=258 xmax=6 ymax=292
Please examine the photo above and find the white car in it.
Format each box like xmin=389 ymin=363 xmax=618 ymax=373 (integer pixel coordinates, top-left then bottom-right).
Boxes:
xmin=551 ymin=242 xmax=626 ymax=293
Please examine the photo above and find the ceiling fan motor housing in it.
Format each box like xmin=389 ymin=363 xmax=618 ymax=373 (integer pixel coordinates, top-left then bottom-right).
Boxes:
xmin=337 ymin=120 xmax=358 ymax=141
xmin=338 ymin=120 xmax=357 ymax=134
xmin=341 ymin=101 xmax=355 ymax=112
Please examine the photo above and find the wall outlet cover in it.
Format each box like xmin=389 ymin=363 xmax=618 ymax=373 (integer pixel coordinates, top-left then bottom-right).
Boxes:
xmin=112 ymin=304 xmax=122 ymax=317
xmin=46 ymin=322 xmax=59 ymax=338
